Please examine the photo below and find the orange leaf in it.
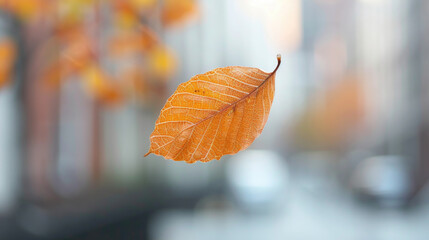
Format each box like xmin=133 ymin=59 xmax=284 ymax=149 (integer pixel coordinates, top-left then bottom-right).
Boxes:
xmin=145 ymin=55 xmax=281 ymax=163
xmin=0 ymin=38 xmax=16 ymax=88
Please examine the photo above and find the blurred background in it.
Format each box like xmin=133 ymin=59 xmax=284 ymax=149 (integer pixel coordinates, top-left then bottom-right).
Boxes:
xmin=0 ymin=0 xmax=429 ymax=239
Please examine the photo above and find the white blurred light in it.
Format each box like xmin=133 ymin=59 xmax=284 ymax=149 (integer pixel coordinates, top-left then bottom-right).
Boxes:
xmin=351 ymin=155 xmax=411 ymax=206
xmin=237 ymin=0 xmax=302 ymax=52
xmin=357 ymin=0 xmax=390 ymax=5
xmin=227 ymin=150 xmax=288 ymax=210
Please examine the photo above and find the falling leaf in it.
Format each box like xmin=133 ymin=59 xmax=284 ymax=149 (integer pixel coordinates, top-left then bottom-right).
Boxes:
xmin=0 ymin=38 xmax=16 ymax=88
xmin=161 ymin=0 xmax=198 ymax=27
xmin=145 ymin=55 xmax=281 ymax=163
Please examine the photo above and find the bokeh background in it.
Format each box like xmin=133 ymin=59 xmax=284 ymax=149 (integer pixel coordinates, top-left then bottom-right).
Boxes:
xmin=1 ymin=0 xmax=429 ymax=239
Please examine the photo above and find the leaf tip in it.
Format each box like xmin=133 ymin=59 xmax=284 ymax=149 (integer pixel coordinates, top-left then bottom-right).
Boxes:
xmin=272 ymin=54 xmax=281 ymax=73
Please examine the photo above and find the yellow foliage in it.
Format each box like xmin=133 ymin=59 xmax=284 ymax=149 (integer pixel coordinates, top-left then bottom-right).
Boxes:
xmin=0 ymin=0 xmax=199 ymax=104
xmin=161 ymin=0 xmax=198 ymax=27
xmin=147 ymin=45 xmax=176 ymax=80
xmin=82 ymin=65 xmax=123 ymax=105
xmin=0 ymin=38 xmax=16 ymax=88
